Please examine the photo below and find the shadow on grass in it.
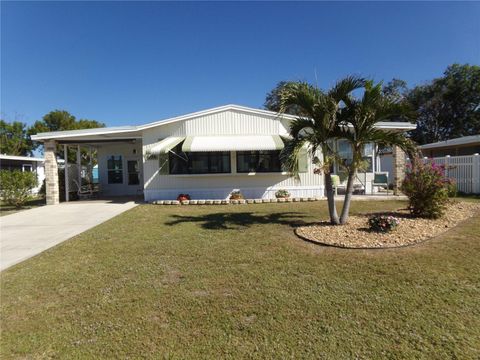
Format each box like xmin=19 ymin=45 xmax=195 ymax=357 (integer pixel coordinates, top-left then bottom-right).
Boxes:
xmin=166 ymin=211 xmax=310 ymax=230
xmin=0 ymin=198 xmax=46 ymax=216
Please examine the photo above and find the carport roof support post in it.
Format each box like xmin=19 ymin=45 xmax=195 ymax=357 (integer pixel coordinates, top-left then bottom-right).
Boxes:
xmin=45 ymin=140 xmax=59 ymax=205
xmin=392 ymin=145 xmax=405 ymax=196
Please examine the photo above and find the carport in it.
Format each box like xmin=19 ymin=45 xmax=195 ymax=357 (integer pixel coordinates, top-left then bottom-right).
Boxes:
xmin=31 ymin=127 xmax=144 ymax=204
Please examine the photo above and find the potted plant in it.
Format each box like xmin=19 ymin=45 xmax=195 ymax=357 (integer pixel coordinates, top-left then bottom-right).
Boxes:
xmin=368 ymin=215 xmax=400 ymax=233
xmin=177 ymin=193 xmax=191 ymax=202
xmin=275 ymin=189 xmax=290 ymax=199
xmin=229 ymin=190 xmax=244 ymax=200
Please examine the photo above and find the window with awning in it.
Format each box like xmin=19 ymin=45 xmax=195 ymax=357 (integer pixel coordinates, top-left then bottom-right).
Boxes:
xmin=151 ymin=135 xmax=310 ymax=175
xmin=169 ymin=144 xmax=231 ymax=174
xmin=236 ymin=151 xmax=282 ymax=173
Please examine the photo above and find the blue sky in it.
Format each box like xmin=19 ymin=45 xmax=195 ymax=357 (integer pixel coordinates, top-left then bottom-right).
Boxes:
xmin=1 ymin=1 xmax=479 ymax=127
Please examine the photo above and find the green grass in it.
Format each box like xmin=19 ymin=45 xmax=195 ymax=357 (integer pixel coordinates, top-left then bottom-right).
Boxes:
xmin=0 ymin=197 xmax=45 ymax=217
xmin=1 ymin=200 xmax=479 ymax=359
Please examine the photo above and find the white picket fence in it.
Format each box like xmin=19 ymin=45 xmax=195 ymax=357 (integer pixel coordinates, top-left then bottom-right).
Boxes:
xmin=414 ymin=154 xmax=480 ymax=194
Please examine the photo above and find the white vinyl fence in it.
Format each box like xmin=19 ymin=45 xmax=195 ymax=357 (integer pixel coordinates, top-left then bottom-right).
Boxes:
xmin=413 ymin=154 xmax=480 ymax=194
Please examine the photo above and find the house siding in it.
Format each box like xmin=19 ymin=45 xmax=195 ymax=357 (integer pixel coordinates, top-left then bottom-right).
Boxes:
xmin=142 ymin=109 xmax=324 ymax=201
xmin=97 ymin=142 xmax=144 ymax=197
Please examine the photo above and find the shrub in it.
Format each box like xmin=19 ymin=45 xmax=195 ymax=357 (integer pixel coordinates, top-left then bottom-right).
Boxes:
xmin=177 ymin=193 xmax=191 ymax=201
xmin=368 ymin=215 xmax=400 ymax=233
xmin=401 ymin=161 xmax=450 ymax=218
xmin=229 ymin=190 xmax=244 ymax=200
xmin=275 ymin=189 xmax=290 ymax=199
xmin=0 ymin=170 xmax=38 ymax=208
xmin=445 ymin=178 xmax=457 ymax=198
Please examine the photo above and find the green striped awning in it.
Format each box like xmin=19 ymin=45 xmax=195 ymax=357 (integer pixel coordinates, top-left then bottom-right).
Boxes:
xmin=181 ymin=135 xmax=285 ymax=152
xmin=149 ymin=137 xmax=185 ymax=155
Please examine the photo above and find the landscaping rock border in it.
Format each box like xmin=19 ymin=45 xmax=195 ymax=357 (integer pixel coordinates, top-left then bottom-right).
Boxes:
xmin=151 ymin=197 xmax=323 ymax=205
xmin=295 ymin=201 xmax=480 ymax=249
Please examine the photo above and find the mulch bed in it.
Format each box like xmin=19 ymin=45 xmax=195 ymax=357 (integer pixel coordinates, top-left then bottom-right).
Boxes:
xmin=295 ymin=201 xmax=480 ymax=249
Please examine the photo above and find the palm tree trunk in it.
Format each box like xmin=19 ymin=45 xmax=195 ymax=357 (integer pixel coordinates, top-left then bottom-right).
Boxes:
xmin=339 ymin=168 xmax=356 ymax=224
xmin=324 ymin=172 xmax=340 ymax=225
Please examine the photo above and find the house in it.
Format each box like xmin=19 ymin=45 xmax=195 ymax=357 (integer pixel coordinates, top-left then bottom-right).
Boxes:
xmin=0 ymin=154 xmax=46 ymax=194
xmin=419 ymin=135 xmax=480 ymax=157
xmin=31 ymin=105 xmax=416 ymax=205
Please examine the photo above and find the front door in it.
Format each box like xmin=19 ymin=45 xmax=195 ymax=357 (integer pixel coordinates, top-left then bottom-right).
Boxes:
xmin=127 ymin=159 xmax=140 ymax=186
xmin=126 ymin=157 xmax=143 ymax=195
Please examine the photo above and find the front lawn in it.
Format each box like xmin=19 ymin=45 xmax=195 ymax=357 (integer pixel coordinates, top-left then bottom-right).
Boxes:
xmin=1 ymin=200 xmax=479 ymax=358
xmin=0 ymin=197 xmax=45 ymax=217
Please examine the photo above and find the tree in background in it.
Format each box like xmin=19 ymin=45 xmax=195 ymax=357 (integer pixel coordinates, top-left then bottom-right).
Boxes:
xmin=0 ymin=120 xmax=34 ymax=156
xmin=28 ymin=110 xmax=105 ymax=162
xmin=264 ymin=81 xmax=303 ymax=115
xmin=382 ymin=78 xmax=409 ymax=103
xmin=408 ymin=64 xmax=480 ymax=144
xmin=29 ymin=110 xmax=104 ymax=145
xmin=266 ymin=64 xmax=480 ymax=145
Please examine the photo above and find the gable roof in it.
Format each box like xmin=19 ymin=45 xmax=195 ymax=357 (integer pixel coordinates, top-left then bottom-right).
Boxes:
xmin=30 ymin=104 xmax=416 ymax=141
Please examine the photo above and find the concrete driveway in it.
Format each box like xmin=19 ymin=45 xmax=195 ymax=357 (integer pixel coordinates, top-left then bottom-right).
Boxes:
xmin=0 ymin=199 xmax=138 ymax=271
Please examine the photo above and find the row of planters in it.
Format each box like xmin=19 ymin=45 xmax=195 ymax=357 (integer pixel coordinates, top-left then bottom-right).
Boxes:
xmin=367 ymin=161 xmax=457 ymax=233
xmin=153 ymin=189 xmax=315 ymax=205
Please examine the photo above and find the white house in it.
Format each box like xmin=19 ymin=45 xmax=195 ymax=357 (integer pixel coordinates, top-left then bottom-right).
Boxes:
xmin=0 ymin=154 xmax=46 ymax=194
xmin=31 ymin=105 xmax=416 ymax=204
xmin=419 ymin=135 xmax=480 ymax=157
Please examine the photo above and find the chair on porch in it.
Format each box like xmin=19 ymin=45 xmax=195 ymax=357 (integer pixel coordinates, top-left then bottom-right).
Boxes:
xmin=372 ymin=172 xmax=389 ymax=195
xmin=72 ymin=179 xmax=100 ymax=200
xmin=331 ymin=175 xmax=343 ymax=196
xmin=331 ymin=174 xmax=366 ymax=195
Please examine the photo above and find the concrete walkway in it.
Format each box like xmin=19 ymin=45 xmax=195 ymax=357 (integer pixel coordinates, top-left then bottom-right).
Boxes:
xmin=0 ymin=199 xmax=138 ymax=271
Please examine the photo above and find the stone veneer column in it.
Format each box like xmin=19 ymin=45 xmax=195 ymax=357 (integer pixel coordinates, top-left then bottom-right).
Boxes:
xmin=392 ymin=145 xmax=405 ymax=196
xmin=44 ymin=140 xmax=60 ymax=205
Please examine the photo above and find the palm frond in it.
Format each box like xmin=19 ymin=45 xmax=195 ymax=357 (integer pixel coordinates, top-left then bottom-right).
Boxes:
xmin=328 ymin=76 xmax=366 ymax=105
xmin=279 ymin=136 xmax=308 ymax=179
xmin=278 ymin=82 xmax=323 ymax=119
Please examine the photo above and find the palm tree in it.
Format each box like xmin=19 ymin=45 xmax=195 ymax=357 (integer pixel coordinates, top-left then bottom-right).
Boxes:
xmin=335 ymin=80 xmax=416 ymax=224
xmin=278 ymin=77 xmax=365 ymax=225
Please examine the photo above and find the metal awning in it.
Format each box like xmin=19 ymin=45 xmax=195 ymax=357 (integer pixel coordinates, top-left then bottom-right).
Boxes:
xmin=181 ymin=135 xmax=284 ymax=152
xmin=149 ymin=137 xmax=185 ymax=155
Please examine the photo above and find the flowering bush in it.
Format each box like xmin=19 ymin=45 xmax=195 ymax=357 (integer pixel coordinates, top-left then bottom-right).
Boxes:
xmin=275 ymin=189 xmax=291 ymax=198
xmin=368 ymin=215 xmax=400 ymax=233
xmin=401 ymin=161 xmax=450 ymax=219
xmin=229 ymin=190 xmax=244 ymax=200
xmin=177 ymin=193 xmax=191 ymax=201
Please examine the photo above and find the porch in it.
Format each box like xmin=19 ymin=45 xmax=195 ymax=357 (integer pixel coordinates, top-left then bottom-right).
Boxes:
xmin=31 ymin=126 xmax=145 ymax=204
xmin=58 ymin=141 xmax=144 ymax=202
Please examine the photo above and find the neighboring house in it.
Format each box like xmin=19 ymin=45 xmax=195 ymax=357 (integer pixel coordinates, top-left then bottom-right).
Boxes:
xmin=31 ymin=105 xmax=415 ymax=204
xmin=0 ymin=154 xmax=46 ymax=194
xmin=417 ymin=135 xmax=480 ymax=194
xmin=419 ymin=135 xmax=480 ymax=157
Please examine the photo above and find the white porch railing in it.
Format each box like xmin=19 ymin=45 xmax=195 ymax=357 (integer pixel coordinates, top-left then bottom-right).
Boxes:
xmin=410 ymin=154 xmax=480 ymax=194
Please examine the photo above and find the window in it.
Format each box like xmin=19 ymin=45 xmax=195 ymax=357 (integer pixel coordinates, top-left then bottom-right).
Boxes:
xmin=127 ymin=160 xmax=140 ymax=185
xmin=236 ymin=151 xmax=282 ymax=173
xmin=107 ymin=155 xmax=123 ymax=184
xmin=22 ymin=164 xmax=33 ymax=172
xmin=362 ymin=143 xmax=374 ymax=172
xmin=337 ymin=140 xmax=353 ymax=165
xmin=336 ymin=140 xmax=374 ymax=172
xmin=169 ymin=145 xmax=230 ymax=174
